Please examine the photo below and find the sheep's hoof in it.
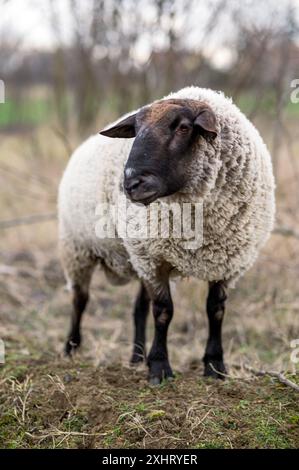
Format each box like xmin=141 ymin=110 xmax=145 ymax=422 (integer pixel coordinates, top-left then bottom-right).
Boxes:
xmin=130 ymin=353 xmax=145 ymax=365
xmin=148 ymin=359 xmax=174 ymax=385
xmin=64 ymin=336 xmax=81 ymax=356
xmin=203 ymin=358 xmax=227 ymax=380
xmin=148 ymin=376 xmax=161 ymax=386
xmin=130 ymin=347 xmax=146 ymax=365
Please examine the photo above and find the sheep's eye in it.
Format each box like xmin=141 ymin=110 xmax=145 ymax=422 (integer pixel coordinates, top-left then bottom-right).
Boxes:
xmin=176 ymin=123 xmax=191 ymax=134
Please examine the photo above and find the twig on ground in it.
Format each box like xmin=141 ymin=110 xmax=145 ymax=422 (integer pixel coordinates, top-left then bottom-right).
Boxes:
xmin=231 ymin=363 xmax=299 ymax=392
xmin=0 ymin=212 xmax=56 ymax=229
xmin=25 ymin=428 xmax=108 ymax=446
xmin=0 ymin=264 xmax=37 ymax=277
xmin=47 ymin=374 xmax=76 ymax=411
xmin=273 ymin=225 xmax=299 ymax=240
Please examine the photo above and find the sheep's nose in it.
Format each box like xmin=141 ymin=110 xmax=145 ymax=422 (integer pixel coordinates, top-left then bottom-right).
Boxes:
xmin=124 ymin=177 xmax=142 ymax=195
xmin=124 ymin=173 xmax=160 ymax=204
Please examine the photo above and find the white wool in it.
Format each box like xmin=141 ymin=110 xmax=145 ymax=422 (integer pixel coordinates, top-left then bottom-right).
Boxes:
xmin=58 ymin=87 xmax=275 ymax=291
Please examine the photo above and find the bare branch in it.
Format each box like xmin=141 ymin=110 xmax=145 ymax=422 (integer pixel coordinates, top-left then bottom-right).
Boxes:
xmin=231 ymin=363 xmax=299 ymax=392
xmin=273 ymin=225 xmax=299 ymax=240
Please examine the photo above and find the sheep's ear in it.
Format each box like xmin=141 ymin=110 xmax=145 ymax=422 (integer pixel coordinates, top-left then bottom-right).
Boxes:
xmin=99 ymin=113 xmax=136 ymax=138
xmin=194 ymin=109 xmax=217 ymax=141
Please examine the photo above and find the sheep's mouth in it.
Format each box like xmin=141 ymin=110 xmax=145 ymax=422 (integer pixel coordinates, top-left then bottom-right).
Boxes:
xmin=127 ymin=190 xmax=159 ymax=206
xmin=123 ymin=172 xmax=162 ymax=206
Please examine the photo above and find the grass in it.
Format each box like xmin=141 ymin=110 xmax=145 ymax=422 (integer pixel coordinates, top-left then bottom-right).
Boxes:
xmin=0 ymin=98 xmax=53 ymax=128
xmin=234 ymin=89 xmax=299 ymax=117
xmin=1 ymin=357 xmax=298 ymax=449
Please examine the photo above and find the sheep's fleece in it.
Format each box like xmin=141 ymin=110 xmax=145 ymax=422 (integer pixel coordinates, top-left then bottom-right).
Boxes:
xmin=58 ymin=87 xmax=275 ymax=292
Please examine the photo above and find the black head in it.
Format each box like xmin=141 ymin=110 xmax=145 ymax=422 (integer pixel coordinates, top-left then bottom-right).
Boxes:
xmin=100 ymin=99 xmax=218 ymax=205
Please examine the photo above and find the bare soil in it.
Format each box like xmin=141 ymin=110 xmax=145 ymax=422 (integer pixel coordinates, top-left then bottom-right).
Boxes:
xmin=0 ymin=245 xmax=299 ymax=449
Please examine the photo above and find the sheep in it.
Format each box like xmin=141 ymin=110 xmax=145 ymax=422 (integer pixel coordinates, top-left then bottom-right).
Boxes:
xmin=58 ymin=86 xmax=275 ymax=384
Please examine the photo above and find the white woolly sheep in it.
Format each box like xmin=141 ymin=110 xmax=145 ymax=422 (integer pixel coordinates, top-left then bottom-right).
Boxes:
xmin=58 ymin=86 xmax=275 ymax=384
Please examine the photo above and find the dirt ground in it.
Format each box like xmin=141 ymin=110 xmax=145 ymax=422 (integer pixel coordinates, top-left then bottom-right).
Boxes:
xmin=0 ymin=126 xmax=299 ymax=448
xmin=1 ymin=240 xmax=299 ymax=449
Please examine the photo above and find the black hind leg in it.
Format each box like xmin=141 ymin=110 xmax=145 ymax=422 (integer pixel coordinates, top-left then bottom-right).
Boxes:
xmin=203 ymin=281 xmax=227 ymax=379
xmin=65 ymin=284 xmax=89 ymax=355
xmin=64 ymin=261 xmax=95 ymax=356
xmin=130 ymin=283 xmax=150 ymax=364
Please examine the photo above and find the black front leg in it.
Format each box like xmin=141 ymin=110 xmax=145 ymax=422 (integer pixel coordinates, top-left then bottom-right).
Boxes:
xmin=203 ymin=281 xmax=227 ymax=379
xmin=130 ymin=282 xmax=150 ymax=364
xmin=147 ymin=283 xmax=174 ymax=385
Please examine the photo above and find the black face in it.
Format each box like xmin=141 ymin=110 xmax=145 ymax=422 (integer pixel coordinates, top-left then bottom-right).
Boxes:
xmin=100 ymin=99 xmax=217 ymax=205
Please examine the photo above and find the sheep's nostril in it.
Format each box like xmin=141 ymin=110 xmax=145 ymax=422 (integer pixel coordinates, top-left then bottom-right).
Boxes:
xmin=124 ymin=177 xmax=142 ymax=194
xmin=124 ymin=174 xmax=159 ymax=203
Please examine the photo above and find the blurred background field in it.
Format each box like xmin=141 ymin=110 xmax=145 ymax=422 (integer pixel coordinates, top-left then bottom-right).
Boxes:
xmin=0 ymin=0 xmax=299 ymax=449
